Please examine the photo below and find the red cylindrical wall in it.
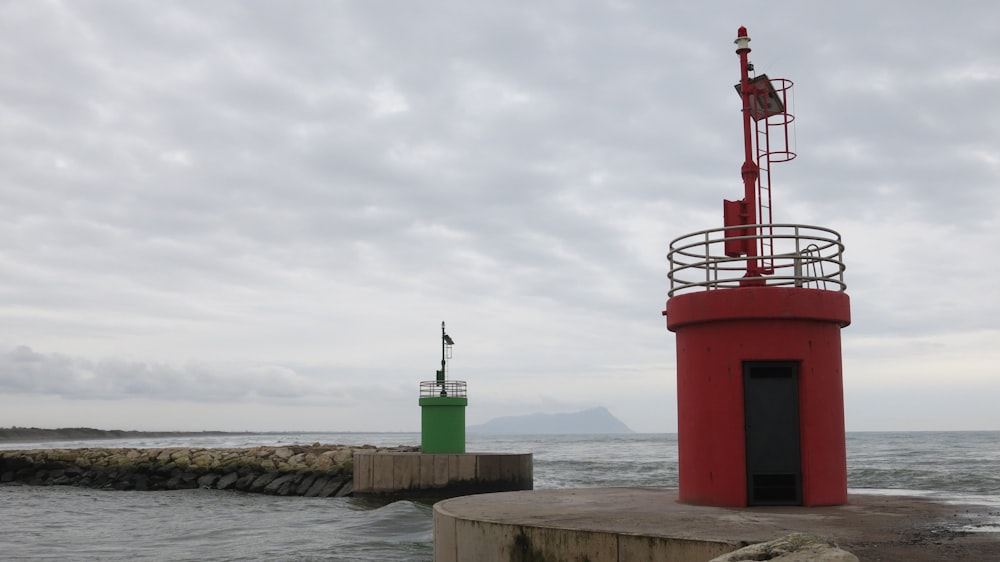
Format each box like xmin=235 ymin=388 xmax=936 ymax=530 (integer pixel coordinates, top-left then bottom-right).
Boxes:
xmin=665 ymin=287 xmax=851 ymax=507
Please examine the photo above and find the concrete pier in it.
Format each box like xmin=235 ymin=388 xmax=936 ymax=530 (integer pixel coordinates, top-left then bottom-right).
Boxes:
xmin=433 ymin=487 xmax=1000 ymax=561
xmin=354 ymin=452 xmax=532 ymax=499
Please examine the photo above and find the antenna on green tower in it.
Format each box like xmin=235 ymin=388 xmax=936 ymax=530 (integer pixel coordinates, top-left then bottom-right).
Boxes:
xmin=436 ymin=321 xmax=455 ymax=391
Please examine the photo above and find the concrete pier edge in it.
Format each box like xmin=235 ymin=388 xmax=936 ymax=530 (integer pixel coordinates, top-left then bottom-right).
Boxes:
xmin=433 ymin=487 xmax=1000 ymax=561
xmin=353 ymin=452 xmax=532 ymax=500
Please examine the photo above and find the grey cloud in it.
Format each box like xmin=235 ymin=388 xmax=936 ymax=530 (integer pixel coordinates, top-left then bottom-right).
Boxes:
xmin=0 ymin=1 xmax=998 ymax=430
xmin=0 ymin=346 xmax=353 ymax=404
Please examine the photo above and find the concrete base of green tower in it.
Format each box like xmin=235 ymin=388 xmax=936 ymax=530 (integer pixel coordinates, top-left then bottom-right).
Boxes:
xmin=432 ymin=487 xmax=999 ymax=561
xmin=353 ymin=452 xmax=532 ymax=500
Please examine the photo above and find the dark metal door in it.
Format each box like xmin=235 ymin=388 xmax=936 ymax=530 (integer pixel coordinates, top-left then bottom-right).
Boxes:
xmin=744 ymin=361 xmax=801 ymax=505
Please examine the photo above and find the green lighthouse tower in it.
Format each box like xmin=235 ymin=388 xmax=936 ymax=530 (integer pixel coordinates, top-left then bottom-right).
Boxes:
xmin=419 ymin=321 xmax=467 ymax=453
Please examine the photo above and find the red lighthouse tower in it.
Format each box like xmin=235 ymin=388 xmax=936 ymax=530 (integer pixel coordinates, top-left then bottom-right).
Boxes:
xmin=664 ymin=27 xmax=851 ymax=507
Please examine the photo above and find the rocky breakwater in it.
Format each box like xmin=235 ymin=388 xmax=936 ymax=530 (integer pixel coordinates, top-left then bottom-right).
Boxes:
xmin=0 ymin=444 xmax=418 ymax=497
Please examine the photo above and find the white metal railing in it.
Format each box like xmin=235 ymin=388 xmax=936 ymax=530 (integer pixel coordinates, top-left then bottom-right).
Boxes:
xmin=667 ymin=223 xmax=846 ymax=297
xmin=420 ymin=380 xmax=467 ymax=398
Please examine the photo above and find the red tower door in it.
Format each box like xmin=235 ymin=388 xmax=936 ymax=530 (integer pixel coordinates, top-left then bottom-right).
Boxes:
xmin=744 ymin=361 xmax=802 ymax=505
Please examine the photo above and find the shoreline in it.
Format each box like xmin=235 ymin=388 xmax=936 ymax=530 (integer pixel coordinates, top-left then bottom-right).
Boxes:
xmin=0 ymin=428 xmax=259 ymax=444
xmin=0 ymin=427 xmax=421 ymax=445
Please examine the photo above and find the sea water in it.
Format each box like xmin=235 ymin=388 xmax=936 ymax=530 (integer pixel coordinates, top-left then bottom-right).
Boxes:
xmin=1 ymin=432 xmax=997 ymax=561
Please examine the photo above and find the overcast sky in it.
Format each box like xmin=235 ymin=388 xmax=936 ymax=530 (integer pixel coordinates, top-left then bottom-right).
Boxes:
xmin=1 ymin=1 xmax=997 ymax=433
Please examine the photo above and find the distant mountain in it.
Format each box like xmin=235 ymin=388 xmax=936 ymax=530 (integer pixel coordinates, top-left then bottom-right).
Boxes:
xmin=468 ymin=407 xmax=633 ymax=434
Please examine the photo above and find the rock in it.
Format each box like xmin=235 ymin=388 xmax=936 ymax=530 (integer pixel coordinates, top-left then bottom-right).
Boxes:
xmin=218 ymin=454 xmax=245 ymax=469
xmin=165 ymin=470 xmax=198 ymax=490
xmin=315 ymin=477 xmax=345 ymax=497
xmin=248 ymin=472 xmax=279 ymax=493
xmin=263 ymin=473 xmax=299 ymax=495
xmin=234 ymin=472 xmax=256 ymax=491
xmin=332 ymin=448 xmax=353 ymax=464
xmin=313 ymin=453 xmax=336 ymax=471
xmin=0 ymin=443 xmax=427 ymax=497
xmin=304 ymin=477 xmax=330 ymax=497
xmin=710 ymin=533 xmax=858 ymax=562
xmin=91 ymin=472 xmax=112 ymax=488
xmin=197 ymin=474 xmax=219 ymax=488
xmin=192 ymin=452 xmax=216 ymax=469
xmin=296 ymin=474 xmax=318 ymax=495
xmin=335 ymin=479 xmax=353 ymax=497
xmin=216 ymin=472 xmax=239 ymax=490
xmin=51 ymin=474 xmax=72 ymax=485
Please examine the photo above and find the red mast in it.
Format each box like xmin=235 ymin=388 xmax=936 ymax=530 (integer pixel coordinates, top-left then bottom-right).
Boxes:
xmin=735 ymin=26 xmax=761 ymax=282
xmin=726 ymin=26 xmax=795 ymax=285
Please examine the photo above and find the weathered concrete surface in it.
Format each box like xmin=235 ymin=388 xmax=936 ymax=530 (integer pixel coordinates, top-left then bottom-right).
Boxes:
xmin=354 ymin=452 xmax=532 ymax=499
xmin=434 ymin=487 xmax=1000 ymax=562
xmin=0 ymin=444 xmax=417 ymax=496
xmin=710 ymin=533 xmax=858 ymax=561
